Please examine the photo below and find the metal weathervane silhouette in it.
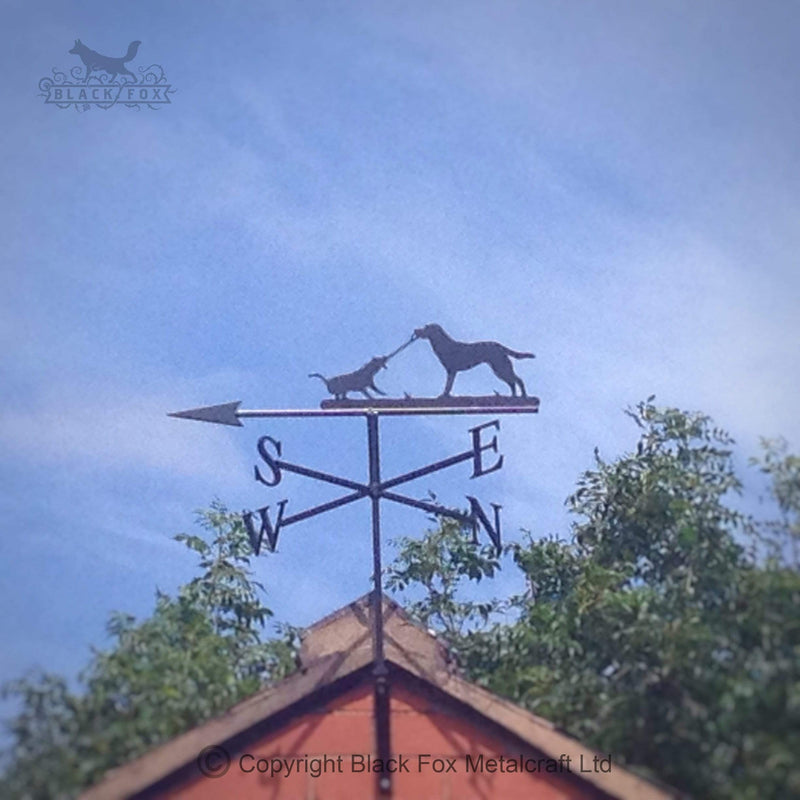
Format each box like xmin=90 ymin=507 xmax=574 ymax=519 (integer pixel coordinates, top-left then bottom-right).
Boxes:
xmin=169 ymin=323 xmax=539 ymax=798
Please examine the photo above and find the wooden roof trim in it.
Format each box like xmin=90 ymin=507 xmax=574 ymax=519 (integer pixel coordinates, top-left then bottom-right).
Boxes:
xmin=81 ymin=596 xmax=678 ymax=800
xmin=425 ymin=668 xmax=676 ymax=800
xmin=80 ymin=649 xmax=375 ymax=800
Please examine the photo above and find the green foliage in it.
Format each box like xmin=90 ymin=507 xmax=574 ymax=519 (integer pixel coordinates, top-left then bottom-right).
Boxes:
xmin=386 ymin=516 xmax=505 ymax=676
xmin=386 ymin=517 xmax=502 ymax=639
xmin=387 ymin=401 xmax=800 ymax=800
xmin=751 ymin=437 xmax=800 ymax=567
xmin=569 ymin=399 xmax=746 ymax=604
xmin=3 ymin=406 xmax=798 ymax=800
xmin=0 ymin=503 xmax=299 ymax=800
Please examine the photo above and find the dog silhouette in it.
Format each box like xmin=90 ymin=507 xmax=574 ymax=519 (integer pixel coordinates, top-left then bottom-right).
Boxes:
xmin=69 ymin=39 xmax=141 ymax=82
xmin=309 ymin=356 xmax=389 ymax=400
xmin=413 ymin=323 xmax=534 ymax=397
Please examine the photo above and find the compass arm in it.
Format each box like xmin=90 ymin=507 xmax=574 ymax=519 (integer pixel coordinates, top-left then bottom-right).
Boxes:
xmin=379 ymin=449 xmax=474 ymax=492
xmin=381 ymin=490 xmax=503 ymax=553
xmin=378 ymin=418 xmax=503 ymax=494
xmin=242 ymin=488 xmax=368 ymax=555
xmin=277 ymin=459 xmax=368 ymax=492
xmin=380 ymin=490 xmax=473 ymax=526
xmin=281 ymin=489 xmax=368 ymax=528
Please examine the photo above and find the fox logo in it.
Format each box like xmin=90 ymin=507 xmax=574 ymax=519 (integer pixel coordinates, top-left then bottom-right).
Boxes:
xmin=69 ymin=39 xmax=141 ymax=82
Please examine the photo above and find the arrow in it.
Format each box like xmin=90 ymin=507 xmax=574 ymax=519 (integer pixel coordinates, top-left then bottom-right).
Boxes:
xmin=167 ymin=401 xmax=385 ymax=424
xmin=168 ymin=401 xmax=243 ymax=427
xmin=168 ymin=396 xmax=540 ymax=426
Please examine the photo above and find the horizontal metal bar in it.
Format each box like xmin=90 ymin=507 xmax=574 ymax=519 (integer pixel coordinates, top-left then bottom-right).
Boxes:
xmin=379 ymin=449 xmax=474 ymax=491
xmin=238 ymin=408 xmax=376 ymax=418
xmin=281 ymin=490 xmax=368 ymax=527
xmin=380 ymin=491 xmax=472 ymax=525
xmin=277 ymin=459 xmax=367 ymax=492
xmin=169 ymin=397 xmax=540 ymax=425
xmin=322 ymin=396 xmax=539 ymax=414
xmin=238 ymin=404 xmax=538 ymax=419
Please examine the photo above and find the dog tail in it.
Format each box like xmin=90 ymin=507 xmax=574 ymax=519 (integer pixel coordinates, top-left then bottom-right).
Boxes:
xmin=124 ymin=41 xmax=142 ymax=62
xmin=308 ymin=373 xmax=328 ymax=385
xmin=504 ymin=348 xmax=535 ymax=359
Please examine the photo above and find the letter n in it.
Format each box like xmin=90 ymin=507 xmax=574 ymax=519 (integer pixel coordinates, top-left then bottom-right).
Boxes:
xmin=242 ymin=501 xmax=288 ymax=555
xmin=466 ymin=496 xmax=502 ymax=553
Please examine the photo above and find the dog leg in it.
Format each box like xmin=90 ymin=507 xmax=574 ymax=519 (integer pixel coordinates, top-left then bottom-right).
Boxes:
xmin=489 ymin=357 xmax=518 ymax=396
xmin=442 ymin=372 xmax=456 ymax=397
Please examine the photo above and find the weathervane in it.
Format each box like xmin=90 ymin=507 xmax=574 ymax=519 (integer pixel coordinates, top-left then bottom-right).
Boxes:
xmin=169 ymin=323 xmax=538 ymax=797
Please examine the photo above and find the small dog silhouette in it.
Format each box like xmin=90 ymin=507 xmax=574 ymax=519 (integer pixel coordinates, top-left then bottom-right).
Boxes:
xmin=413 ymin=323 xmax=534 ymax=397
xmin=309 ymin=356 xmax=388 ymax=400
xmin=69 ymin=39 xmax=141 ymax=82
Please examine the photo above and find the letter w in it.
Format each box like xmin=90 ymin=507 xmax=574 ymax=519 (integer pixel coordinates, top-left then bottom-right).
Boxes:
xmin=242 ymin=501 xmax=288 ymax=555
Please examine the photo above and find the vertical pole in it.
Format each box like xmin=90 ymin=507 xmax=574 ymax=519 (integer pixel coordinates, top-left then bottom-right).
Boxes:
xmin=367 ymin=412 xmax=392 ymax=797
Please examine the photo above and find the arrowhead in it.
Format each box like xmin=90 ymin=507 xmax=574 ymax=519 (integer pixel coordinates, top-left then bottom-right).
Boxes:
xmin=168 ymin=401 xmax=243 ymax=427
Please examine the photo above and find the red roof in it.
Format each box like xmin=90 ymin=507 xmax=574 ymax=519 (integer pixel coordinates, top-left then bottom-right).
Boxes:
xmin=81 ymin=595 xmax=678 ymax=800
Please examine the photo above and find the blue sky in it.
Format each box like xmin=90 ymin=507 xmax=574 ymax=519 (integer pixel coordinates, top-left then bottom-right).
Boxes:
xmin=1 ymin=0 xmax=799 ymax=691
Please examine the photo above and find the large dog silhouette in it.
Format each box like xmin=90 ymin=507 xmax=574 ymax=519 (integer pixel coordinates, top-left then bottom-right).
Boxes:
xmin=414 ymin=323 xmax=534 ymax=397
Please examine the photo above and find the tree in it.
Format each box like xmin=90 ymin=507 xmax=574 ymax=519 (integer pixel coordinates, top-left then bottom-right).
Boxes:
xmin=751 ymin=437 xmax=800 ymax=567
xmin=3 ymin=404 xmax=798 ymax=800
xmin=385 ymin=515 xmax=503 ymax=640
xmin=386 ymin=400 xmax=800 ymax=800
xmin=0 ymin=503 xmax=298 ymax=800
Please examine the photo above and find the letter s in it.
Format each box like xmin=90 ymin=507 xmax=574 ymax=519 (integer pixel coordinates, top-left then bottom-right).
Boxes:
xmin=255 ymin=436 xmax=282 ymax=487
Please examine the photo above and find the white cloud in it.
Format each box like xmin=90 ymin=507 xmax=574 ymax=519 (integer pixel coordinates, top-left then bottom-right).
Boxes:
xmin=0 ymin=378 xmax=249 ymax=481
